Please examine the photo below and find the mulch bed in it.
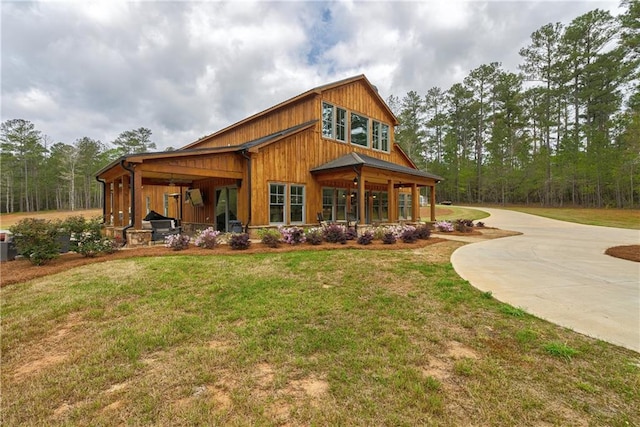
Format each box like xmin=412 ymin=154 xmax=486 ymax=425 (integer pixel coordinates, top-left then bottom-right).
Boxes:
xmin=605 ymin=245 xmax=640 ymax=263
xmin=0 ymin=238 xmax=447 ymax=288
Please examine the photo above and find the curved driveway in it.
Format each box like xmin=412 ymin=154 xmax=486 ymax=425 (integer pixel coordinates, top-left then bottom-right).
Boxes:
xmin=450 ymin=207 xmax=640 ymax=352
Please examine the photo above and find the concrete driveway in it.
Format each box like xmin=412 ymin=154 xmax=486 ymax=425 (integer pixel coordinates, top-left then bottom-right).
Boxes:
xmin=450 ymin=207 xmax=640 ymax=352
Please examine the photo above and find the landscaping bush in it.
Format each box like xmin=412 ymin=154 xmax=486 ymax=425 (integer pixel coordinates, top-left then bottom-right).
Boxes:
xmin=278 ymin=226 xmax=305 ymax=245
xmin=257 ymin=228 xmax=282 ymax=248
xmin=165 ymin=234 xmax=191 ymax=251
xmin=399 ymin=226 xmax=418 ymax=243
xmin=229 ymin=233 xmax=251 ymax=250
xmin=346 ymin=227 xmax=357 ymax=240
xmin=357 ymin=230 xmax=374 ymax=245
xmin=415 ymin=223 xmax=431 ymax=239
xmin=455 ymin=219 xmax=474 ymax=233
xmin=323 ymin=223 xmax=347 ymax=244
xmin=476 ymin=221 xmax=485 ymax=228
xmin=382 ymin=232 xmax=397 ymax=244
xmin=71 ymin=217 xmax=112 ymax=257
xmin=434 ymin=220 xmax=454 ymax=232
xmin=195 ymin=227 xmax=221 ymax=249
xmin=305 ymin=227 xmax=323 ymax=245
xmin=9 ymin=218 xmax=61 ymax=265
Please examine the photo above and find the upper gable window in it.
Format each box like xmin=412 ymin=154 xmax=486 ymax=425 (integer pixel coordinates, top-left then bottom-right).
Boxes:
xmin=372 ymin=121 xmax=390 ymax=152
xmin=323 ymin=102 xmax=347 ymax=143
xmin=322 ymin=102 xmax=334 ymax=139
xmin=350 ymin=113 xmax=369 ymax=147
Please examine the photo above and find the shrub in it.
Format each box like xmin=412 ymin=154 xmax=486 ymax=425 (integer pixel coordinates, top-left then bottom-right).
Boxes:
xmin=415 ymin=223 xmax=431 ymax=239
xmin=9 ymin=218 xmax=61 ymax=265
xmin=476 ymin=221 xmax=485 ymax=228
xmin=455 ymin=219 xmax=474 ymax=233
xmin=195 ymin=227 xmax=221 ymax=249
xmin=229 ymin=233 xmax=251 ymax=250
xmin=323 ymin=223 xmax=347 ymax=244
xmin=382 ymin=232 xmax=397 ymax=244
xmin=72 ymin=217 xmax=109 ymax=257
xmin=257 ymin=228 xmax=282 ymax=248
xmin=165 ymin=233 xmax=190 ymax=251
xmin=278 ymin=226 xmax=305 ymax=245
xmin=346 ymin=227 xmax=358 ymax=240
xmin=357 ymin=230 xmax=374 ymax=245
xmin=434 ymin=220 xmax=454 ymax=232
xmin=305 ymin=227 xmax=323 ymax=245
xmin=400 ymin=226 xmax=418 ymax=243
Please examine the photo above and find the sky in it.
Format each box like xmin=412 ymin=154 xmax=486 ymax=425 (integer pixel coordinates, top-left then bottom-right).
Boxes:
xmin=2 ymin=0 xmax=623 ymax=151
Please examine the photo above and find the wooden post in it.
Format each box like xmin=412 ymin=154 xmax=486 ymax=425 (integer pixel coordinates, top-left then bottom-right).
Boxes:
xmin=133 ymin=167 xmax=143 ymax=230
xmin=430 ymin=185 xmax=436 ymax=221
xmin=358 ymin=176 xmax=365 ymax=224
xmin=412 ymin=183 xmax=420 ymax=221
xmin=104 ymin=181 xmax=113 ymax=225
xmin=113 ymin=178 xmax=122 ymax=226
xmin=122 ymin=177 xmax=130 ymax=226
xmin=387 ymin=179 xmax=395 ymax=223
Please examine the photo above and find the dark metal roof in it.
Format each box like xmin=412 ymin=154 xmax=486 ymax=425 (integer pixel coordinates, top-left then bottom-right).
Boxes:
xmin=310 ymin=152 xmax=443 ymax=181
xmin=238 ymin=120 xmax=317 ymax=150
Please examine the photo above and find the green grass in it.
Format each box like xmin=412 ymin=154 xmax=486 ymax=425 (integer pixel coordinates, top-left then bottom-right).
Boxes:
xmin=503 ymin=206 xmax=640 ymax=229
xmin=431 ymin=205 xmax=490 ymax=222
xmin=2 ymin=250 xmax=639 ymax=426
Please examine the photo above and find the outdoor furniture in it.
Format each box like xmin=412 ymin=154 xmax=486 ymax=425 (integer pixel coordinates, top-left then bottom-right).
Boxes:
xmin=150 ymin=220 xmax=180 ymax=241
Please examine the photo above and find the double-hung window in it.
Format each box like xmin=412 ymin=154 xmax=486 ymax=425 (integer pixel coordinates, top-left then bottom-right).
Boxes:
xmin=398 ymin=193 xmax=412 ymax=220
xmin=322 ymin=102 xmax=334 ymax=139
xmin=290 ymin=185 xmax=305 ymax=223
xmin=269 ymin=183 xmax=286 ymax=224
xmin=323 ymin=102 xmax=347 ymax=143
xmin=336 ymin=107 xmax=347 ymax=142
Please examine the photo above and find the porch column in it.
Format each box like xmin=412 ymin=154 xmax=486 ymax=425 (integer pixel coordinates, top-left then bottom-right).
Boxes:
xmin=358 ymin=176 xmax=365 ymax=224
xmin=387 ymin=179 xmax=395 ymax=223
xmin=113 ymin=177 xmax=122 ymax=226
xmin=411 ymin=183 xmax=420 ymax=221
xmin=104 ymin=181 xmax=113 ymax=225
xmin=122 ymin=176 xmax=130 ymax=226
xmin=133 ymin=167 xmax=143 ymax=230
xmin=430 ymin=185 xmax=436 ymax=221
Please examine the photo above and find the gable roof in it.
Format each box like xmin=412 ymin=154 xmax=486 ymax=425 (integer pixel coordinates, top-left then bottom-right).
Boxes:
xmin=182 ymin=75 xmax=397 ymax=150
xmin=310 ymin=152 xmax=443 ymax=182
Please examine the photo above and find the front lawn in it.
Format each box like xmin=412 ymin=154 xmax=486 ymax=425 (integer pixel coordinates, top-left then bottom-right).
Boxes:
xmin=2 ymin=246 xmax=638 ymax=426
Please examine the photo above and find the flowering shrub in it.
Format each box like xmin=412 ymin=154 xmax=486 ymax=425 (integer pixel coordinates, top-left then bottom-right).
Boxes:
xmin=476 ymin=221 xmax=485 ymax=228
xmin=346 ymin=227 xmax=357 ymax=240
xmin=323 ymin=223 xmax=347 ymax=244
xmin=305 ymin=227 xmax=323 ymax=245
xmin=229 ymin=233 xmax=251 ymax=250
xmin=434 ymin=220 xmax=454 ymax=232
xmin=399 ymin=226 xmax=418 ymax=243
xmin=257 ymin=228 xmax=282 ymax=248
xmin=278 ymin=226 xmax=305 ymax=245
xmin=357 ymin=230 xmax=374 ymax=245
xmin=165 ymin=233 xmax=190 ymax=251
xmin=194 ymin=227 xmax=221 ymax=249
xmin=415 ymin=223 xmax=431 ymax=240
xmin=382 ymin=232 xmax=397 ymax=244
xmin=455 ymin=219 xmax=472 ymax=233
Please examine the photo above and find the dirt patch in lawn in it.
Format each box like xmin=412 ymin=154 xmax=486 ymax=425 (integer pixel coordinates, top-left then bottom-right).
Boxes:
xmin=605 ymin=245 xmax=640 ymax=263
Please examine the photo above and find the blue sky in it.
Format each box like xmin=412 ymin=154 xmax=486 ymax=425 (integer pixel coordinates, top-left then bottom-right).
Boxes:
xmin=1 ymin=0 xmax=622 ymax=150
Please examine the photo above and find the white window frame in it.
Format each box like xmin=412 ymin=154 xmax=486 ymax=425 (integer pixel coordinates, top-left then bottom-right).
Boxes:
xmin=290 ymin=184 xmax=305 ymax=224
xmin=372 ymin=121 xmax=390 ymax=153
xmin=322 ymin=102 xmax=334 ymax=139
xmin=350 ymin=112 xmax=369 ymax=147
xmin=269 ymin=183 xmax=286 ymax=225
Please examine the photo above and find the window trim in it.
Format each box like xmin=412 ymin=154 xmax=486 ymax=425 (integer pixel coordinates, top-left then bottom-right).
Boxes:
xmin=289 ymin=184 xmax=305 ymax=224
xmin=269 ymin=183 xmax=287 ymax=225
xmin=350 ymin=111 xmax=369 ymax=148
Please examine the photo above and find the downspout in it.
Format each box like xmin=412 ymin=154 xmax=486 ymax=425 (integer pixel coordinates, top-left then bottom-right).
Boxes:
xmin=240 ymin=150 xmax=252 ymax=232
xmin=120 ymin=160 xmax=135 ymax=242
xmin=95 ymin=176 xmax=106 ymax=224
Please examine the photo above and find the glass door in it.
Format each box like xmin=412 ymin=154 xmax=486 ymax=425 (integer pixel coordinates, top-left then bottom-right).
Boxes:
xmin=215 ymin=187 xmax=238 ymax=232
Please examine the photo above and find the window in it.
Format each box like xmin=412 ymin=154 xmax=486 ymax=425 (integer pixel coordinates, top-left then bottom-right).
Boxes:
xmin=350 ymin=112 xmax=369 ymax=147
xmin=398 ymin=193 xmax=412 ymax=220
xmin=322 ymin=102 xmax=333 ymax=138
xmin=372 ymin=121 xmax=390 ymax=152
xmin=336 ymin=107 xmax=347 ymax=142
xmin=163 ymin=193 xmax=169 ymax=217
xmin=371 ymin=191 xmax=389 ymax=221
xmin=290 ymin=185 xmax=305 ymax=223
xmin=146 ymin=196 xmax=151 ymax=214
xmin=336 ymin=189 xmax=347 ymax=220
xmin=322 ymin=188 xmax=334 ymax=221
xmin=269 ymin=183 xmax=286 ymax=224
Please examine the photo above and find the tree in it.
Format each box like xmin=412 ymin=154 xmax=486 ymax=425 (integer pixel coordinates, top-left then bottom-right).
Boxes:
xmin=0 ymin=119 xmax=46 ymax=212
xmin=395 ymin=91 xmax=427 ymax=169
xmin=112 ymin=127 xmax=156 ymax=155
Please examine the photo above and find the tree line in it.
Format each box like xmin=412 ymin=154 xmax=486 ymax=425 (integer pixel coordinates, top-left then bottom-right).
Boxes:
xmin=390 ymin=2 xmax=639 ymax=208
xmin=0 ymin=123 xmax=159 ymax=213
xmin=1 ymin=3 xmax=637 ymax=213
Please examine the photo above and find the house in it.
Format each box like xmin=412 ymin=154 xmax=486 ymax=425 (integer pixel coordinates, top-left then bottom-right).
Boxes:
xmin=96 ymin=75 xmax=443 ymax=246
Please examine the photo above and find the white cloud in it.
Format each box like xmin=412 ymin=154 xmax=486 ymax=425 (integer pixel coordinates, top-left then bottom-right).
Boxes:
xmin=1 ymin=0 xmax=622 ymax=150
